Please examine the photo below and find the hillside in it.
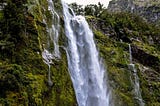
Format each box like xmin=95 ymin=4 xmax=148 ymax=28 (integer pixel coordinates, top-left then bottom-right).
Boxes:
xmin=0 ymin=0 xmax=160 ymax=106
xmin=108 ymin=0 xmax=160 ymax=24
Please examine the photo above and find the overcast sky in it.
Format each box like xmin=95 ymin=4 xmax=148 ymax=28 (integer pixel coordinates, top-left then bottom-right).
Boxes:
xmin=64 ymin=0 xmax=112 ymax=8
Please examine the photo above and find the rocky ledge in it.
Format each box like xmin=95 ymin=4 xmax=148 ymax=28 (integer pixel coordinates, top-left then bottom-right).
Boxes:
xmin=108 ymin=0 xmax=160 ymax=24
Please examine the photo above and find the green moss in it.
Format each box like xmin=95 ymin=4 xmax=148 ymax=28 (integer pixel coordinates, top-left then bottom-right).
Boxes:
xmin=0 ymin=0 xmax=76 ymax=105
xmin=25 ymin=73 xmax=46 ymax=105
xmin=1 ymin=0 xmax=160 ymax=105
xmin=39 ymin=49 xmax=76 ymax=106
xmin=0 ymin=10 xmax=3 ymax=20
xmin=85 ymin=15 xmax=97 ymax=19
xmin=93 ymin=28 xmax=137 ymax=105
xmin=149 ymin=102 xmax=160 ymax=106
xmin=0 ymin=64 xmax=28 ymax=105
xmin=114 ymin=90 xmax=135 ymax=106
xmin=133 ymin=41 xmax=160 ymax=59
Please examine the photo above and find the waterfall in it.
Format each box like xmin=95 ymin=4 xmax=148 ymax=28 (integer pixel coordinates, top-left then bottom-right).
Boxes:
xmin=128 ymin=44 xmax=144 ymax=106
xmin=61 ymin=1 xmax=110 ymax=106
xmin=46 ymin=0 xmax=60 ymax=58
xmin=129 ymin=44 xmax=132 ymax=64
xmin=42 ymin=49 xmax=53 ymax=86
xmin=42 ymin=0 xmax=60 ymax=86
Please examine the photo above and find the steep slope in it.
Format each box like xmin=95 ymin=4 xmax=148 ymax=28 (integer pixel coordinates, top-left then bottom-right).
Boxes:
xmin=108 ymin=0 xmax=160 ymax=24
xmin=86 ymin=10 xmax=160 ymax=105
xmin=0 ymin=0 xmax=76 ymax=105
xmin=0 ymin=0 xmax=160 ymax=106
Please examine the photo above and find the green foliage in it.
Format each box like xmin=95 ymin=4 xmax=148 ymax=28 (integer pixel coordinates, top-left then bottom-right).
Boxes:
xmin=89 ymin=10 xmax=160 ymax=47
xmin=69 ymin=3 xmax=84 ymax=15
xmin=0 ymin=0 xmax=28 ymax=61
xmin=0 ymin=10 xmax=3 ymax=20
xmin=44 ymin=51 xmax=76 ymax=106
xmin=0 ymin=0 xmax=160 ymax=106
xmin=0 ymin=0 xmax=77 ymax=105
xmin=91 ymin=9 xmax=160 ymax=105
xmin=84 ymin=2 xmax=106 ymax=17
xmin=2 ymin=0 xmax=26 ymax=35
xmin=93 ymin=30 xmax=136 ymax=105
xmin=69 ymin=2 xmax=106 ymax=17
xmin=0 ymin=64 xmax=25 ymax=96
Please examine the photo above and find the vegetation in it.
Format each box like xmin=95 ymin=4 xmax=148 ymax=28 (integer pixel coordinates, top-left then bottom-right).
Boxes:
xmin=87 ymin=8 xmax=160 ymax=105
xmin=0 ymin=0 xmax=160 ymax=106
xmin=70 ymin=2 xmax=106 ymax=17
xmin=0 ymin=0 xmax=76 ymax=105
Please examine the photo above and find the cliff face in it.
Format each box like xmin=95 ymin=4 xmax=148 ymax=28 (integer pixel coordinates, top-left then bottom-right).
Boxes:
xmin=0 ymin=0 xmax=76 ymax=105
xmin=87 ymin=12 xmax=160 ymax=105
xmin=108 ymin=0 xmax=160 ymax=24
xmin=0 ymin=0 xmax=160 ymax=106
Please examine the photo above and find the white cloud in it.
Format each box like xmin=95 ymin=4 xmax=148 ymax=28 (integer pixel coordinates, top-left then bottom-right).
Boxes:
xmin=64 ymin=0 xmax=111 ymax=8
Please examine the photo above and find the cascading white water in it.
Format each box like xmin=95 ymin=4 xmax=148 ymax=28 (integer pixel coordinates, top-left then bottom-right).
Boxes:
xmin=42 ymin=49 xmax=53 ymax=86
xmin=42 ymin=0 xmax=60 ymax=86
xmin=61 ymin=1 xmax=110 ymax=106
xmin=129 ymin=44 xmax=132 ymax=64
xmin=46 ymin=0 xmax=60 ymax=58
xmin=128 ymin=44 xmax=144 ymax=106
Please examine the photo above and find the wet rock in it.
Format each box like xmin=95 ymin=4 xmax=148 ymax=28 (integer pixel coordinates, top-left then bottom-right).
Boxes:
xmin=131 ymin=45 xmax=160 ymax=72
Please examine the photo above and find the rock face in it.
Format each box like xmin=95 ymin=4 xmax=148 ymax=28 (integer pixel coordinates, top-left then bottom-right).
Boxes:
xmin=131 ymin=45 xmax=160 ymax=72
xmin=0 ymin=0 xmax=76 ymax=105
xmin=87 ymin=8 xmax=160 ymax=105
xmin=0 ymin=0 xmax=160 ymax=106
xmin=108 ymin=0 xmax=160 ymax=24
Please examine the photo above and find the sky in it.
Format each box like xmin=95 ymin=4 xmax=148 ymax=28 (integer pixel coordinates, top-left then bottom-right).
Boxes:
xmin=64 ymin=0 xmax=112 ymax=8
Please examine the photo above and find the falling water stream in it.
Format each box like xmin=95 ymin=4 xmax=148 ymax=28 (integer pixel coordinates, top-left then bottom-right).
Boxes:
xmin=41 ymin=1 xmax=145 ymax=105
xmin=61 ymin=1 xmax=110 ymax=106
xmin=42 ymin=0 xmax=60 ymax=86
xmin=45 ymin=0 xmax=60 ymax=58
xmin=128 ymin=44 xmax=144 ymax=106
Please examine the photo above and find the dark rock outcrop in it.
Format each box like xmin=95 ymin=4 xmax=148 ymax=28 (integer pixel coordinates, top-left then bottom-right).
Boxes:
xmin=132 ymin=45 xmax=160 ymax=72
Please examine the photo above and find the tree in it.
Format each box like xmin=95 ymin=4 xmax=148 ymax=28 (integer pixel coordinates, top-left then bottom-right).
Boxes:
xmin=0 ymin=0 xmax=27 ymax=60
xmin=84 ymin=4 xmax=95 ymax=16
xmin=84 ymin=2 xmax=106 ymax=17
xmin=69 ymin=2 xmax=84 ymax=15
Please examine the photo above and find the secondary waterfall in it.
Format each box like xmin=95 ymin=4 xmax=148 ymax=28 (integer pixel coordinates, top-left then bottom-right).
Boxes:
xmin=42 ymin=49 xmax=53 ymax=86
xmin=46 ymin=0 xmax=60 ymax=58
xmin=42 ymin=0 xmax=60 ymax=86
xmin=61 ymin=1 xmax=110 ymax=106
xmin=128 ymin=44 xmax=144 ymax=106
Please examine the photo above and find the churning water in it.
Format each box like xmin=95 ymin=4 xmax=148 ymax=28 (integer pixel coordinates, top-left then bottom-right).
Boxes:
xmin=61 ymin=1 xmax=110 ymax=106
